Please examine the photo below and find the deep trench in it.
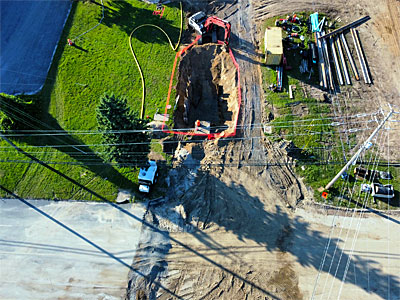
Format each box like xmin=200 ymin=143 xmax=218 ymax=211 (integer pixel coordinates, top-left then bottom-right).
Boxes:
xmin=173 ymin=44 xmax=238 ymax=134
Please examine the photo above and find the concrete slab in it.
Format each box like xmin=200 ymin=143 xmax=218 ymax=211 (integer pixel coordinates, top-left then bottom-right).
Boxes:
xmin=0 ymin=199 xmax=146 ymax=299
xmin=0 ymin=1 xmax=71 ymax=94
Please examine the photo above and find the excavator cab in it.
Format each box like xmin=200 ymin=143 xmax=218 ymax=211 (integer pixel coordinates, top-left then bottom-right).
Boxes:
xmin=201 ymin=16 xmax=231 ymax=47
xmin=189 ymin=12 xmax=231 ymax=48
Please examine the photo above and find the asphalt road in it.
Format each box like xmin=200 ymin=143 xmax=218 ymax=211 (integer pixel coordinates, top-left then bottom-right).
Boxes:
xmin=0 ymin=0 xmax=71 ymax=94
xmin=0 ymin=199 xmax=146 ymax=299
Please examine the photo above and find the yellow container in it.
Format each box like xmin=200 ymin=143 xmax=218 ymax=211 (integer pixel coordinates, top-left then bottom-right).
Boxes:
xmin=265 ymin=27 xmax=283 ymax=65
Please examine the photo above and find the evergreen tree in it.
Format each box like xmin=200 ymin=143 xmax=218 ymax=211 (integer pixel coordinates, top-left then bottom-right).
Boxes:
xmin=96 ymin=93 xmax=150 ymax=166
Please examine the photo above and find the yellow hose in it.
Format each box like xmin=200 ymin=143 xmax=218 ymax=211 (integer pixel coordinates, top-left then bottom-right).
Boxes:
xmin=128 ymin=2 xmax=183 ymax=119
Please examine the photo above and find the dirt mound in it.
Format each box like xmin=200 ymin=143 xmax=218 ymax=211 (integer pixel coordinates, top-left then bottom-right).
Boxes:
xmin=174 ymin=44 xmax=239 ymax=136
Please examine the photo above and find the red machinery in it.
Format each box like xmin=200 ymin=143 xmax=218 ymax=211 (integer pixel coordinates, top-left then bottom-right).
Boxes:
xmin=202 ymin=16 xmax=231 ymax=46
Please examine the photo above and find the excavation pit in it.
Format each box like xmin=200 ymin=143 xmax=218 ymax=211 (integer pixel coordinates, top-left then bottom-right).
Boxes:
xmin=163 ymin=41 xmax=241 ymax=139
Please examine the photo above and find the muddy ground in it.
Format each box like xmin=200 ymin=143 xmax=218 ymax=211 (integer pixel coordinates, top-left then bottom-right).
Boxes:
xmin=174 ymin=44 xmax=239 ymax=136
xmin=128 ymin=0 xmax=400 ymax=299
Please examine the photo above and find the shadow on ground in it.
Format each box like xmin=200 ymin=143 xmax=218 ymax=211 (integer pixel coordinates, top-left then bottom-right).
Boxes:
xmin=101 ymin=0 xmax=180 ymax=44
xmin=155 ymin=165 xmax=399 ymax=299
xmin=0 ymin=0 xmax=137 ymax=196
xmin=9 ymin=112 xmax=134 ymax=189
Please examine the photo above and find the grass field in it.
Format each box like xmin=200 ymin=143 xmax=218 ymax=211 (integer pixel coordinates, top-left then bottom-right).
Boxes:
xmin=261 ymin=14 xmax=399 ymax=209
xmin=0 ymin=0 xmax=183 ymax=201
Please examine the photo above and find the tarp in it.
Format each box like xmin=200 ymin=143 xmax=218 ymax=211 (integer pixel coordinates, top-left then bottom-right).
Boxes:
xmin=310 ymin=12 xmax=319 ymax=32
xmin=0 ymin=1 xmax=71 ymax=95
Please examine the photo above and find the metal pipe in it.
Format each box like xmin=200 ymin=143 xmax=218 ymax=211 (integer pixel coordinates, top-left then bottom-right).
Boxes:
xmin=352 ymin=28 xmax=371 ymax=84
xmin=340 ymin=33 xmax=359 ymax=80
xmin=321 ymin=33 xmax=335 ymax=90
xmin=330 ymin=37 xmax=344 ymax=85
xmin=324 ymin=109 xmax=393 ymax=190
xmin=351 ymin=28 xmax=367 ymax=83
xmin=336 ymin=36 xmax=351 ymax=85
xmin=316 ymin=32 xmax=328 ymax=89
xmin=320 ymin=16 xmax=370 ymax=39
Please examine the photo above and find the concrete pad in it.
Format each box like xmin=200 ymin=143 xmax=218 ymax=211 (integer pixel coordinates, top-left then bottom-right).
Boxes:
xmin=0 ymin=1 xmax=71 ymax=94
xmin=0 ymin=199 xmax=146 ymax=299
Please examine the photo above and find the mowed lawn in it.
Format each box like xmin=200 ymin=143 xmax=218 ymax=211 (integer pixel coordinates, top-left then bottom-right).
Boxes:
xmin=0 ymin=0 xmax=182 ymax=200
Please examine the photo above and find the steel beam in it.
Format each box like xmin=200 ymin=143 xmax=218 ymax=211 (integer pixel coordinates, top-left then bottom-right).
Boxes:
xmin=320 ymin=16 xmax=370 ymax=39
xmin=336 ymin=36 xmax=351 ymax=84
xmin=340 ymin=33 xmax=359 ymax=80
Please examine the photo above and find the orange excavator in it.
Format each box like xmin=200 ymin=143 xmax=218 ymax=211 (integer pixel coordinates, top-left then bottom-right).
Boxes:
xmin=189 ymin=12 xmax=231 ymax=47
xmin=202 ymin=16 xmax=231 ymax=46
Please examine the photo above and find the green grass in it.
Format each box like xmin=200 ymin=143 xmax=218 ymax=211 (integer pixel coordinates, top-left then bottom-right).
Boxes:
xmin=0 ymin=0 xmax=182 ymax=201
xmin=261 ymin=14 xmax=400 ymax=210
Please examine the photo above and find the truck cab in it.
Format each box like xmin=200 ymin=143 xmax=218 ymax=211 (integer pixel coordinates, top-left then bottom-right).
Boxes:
xmin=188 ymin=12 xmax=207 ymax=35
xmin=138 ymin=161 xmax=158 ymax=193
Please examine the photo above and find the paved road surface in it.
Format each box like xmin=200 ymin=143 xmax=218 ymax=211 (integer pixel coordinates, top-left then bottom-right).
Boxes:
xmin=0 ymin=199 xmax=146 ymax=299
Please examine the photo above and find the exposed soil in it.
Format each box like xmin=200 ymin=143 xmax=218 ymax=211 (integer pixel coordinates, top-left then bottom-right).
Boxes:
xmin=174 ymin=44 xmax=239 ymax=135
xmin=128 ymin=0 xmax=400 ymax=299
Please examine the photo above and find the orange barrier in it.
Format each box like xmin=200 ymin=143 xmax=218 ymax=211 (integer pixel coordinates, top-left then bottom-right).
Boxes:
xmin=161 ymin=37 xmax=242 ymax=140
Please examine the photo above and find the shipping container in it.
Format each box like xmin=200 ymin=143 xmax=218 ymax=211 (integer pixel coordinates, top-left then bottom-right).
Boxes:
xmin=264 ymin=27 xmax=283 ymax=65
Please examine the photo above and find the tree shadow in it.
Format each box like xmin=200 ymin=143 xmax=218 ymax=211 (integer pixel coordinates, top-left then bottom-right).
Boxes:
xmin=8 ymin=112 xmax=134 ymax=189
xmin=100 ymin=0 xmax=180 ymax=44
xmin=0 ymin=0 xmax=135 ymax=193
xmin=0 ymin=187 xmax=182 ymax=299
xmin=3 ymin=149 xmax=398 ymax=299
xmin=154 ymin=166 xmax=400 ymax=299
xmin=0 ymin=175 xmax=280 ymax=299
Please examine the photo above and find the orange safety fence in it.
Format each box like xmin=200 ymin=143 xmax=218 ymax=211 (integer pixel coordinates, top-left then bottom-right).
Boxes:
xmin=161 ymin=36 xmax=242 ymax=140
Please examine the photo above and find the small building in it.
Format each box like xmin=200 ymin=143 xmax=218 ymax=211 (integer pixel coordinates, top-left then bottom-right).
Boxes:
xmin=264 ymin=27 xmax=283 ymax=65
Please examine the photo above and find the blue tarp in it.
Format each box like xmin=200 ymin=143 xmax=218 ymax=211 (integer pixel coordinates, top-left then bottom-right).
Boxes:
xmin=0 ymin=1 xmax=71 ymax=95
xmin=310 ymin=12 xmax=319 ymax=32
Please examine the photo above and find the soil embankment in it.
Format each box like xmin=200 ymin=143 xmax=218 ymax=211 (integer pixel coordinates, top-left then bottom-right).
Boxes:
xmin=174 ymin=44 xmax=239 ymax=136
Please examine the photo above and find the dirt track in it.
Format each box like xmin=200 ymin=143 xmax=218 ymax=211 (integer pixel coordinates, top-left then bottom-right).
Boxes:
xmin=128 ymin=0 xmax=400 ymax=299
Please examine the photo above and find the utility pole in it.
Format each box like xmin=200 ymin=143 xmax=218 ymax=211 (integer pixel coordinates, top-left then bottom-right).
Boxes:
xmin=324 ymin=108 xmax=393 ymax=191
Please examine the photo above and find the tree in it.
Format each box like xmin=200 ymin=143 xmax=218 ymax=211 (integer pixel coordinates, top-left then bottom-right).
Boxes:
xmin=96 ymin=93 xmax=150 ymax=166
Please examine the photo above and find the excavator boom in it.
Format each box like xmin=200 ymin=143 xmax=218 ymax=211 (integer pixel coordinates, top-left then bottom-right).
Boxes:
xmin=203 ymin=16 xmax=231 ymax=46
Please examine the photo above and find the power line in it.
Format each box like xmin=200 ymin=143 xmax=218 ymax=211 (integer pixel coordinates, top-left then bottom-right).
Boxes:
xmin=0 ymin=126 xmax=380 ymax=150
xmin=1 ymin=157 xmax=399 ymax=168
xmin=311 ymin=117 xmax=377 ymax=299
xmin=318 ymin=117 xmax=374 ymax=298
xmin=324 ymin=129 xmax=385 ymax=299
xmin=335 ymin=132 xmax=384 ymax=299
xmin=0 ymin=111 xmax=380 ymax=135
xmin=0 ymin=118 xmax=376 ymax=138
xmin=71 ymin=0 xmax=104 ymax=42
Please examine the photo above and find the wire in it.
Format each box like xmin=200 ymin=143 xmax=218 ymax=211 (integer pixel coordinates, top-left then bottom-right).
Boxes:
xmin=0 ymin=126 xmax=379 ymax=151
xmin=0 ymin=159 xmax=367 ymax=168
xmin=318 ymin=120 xmax=373 ymax=298
xmin=0 ymin=118 xmax=376 ymax=137
xmin=324 ymin=138 xmax=378 ymax=299
xmin=0 ymin=99 xmax=86 ymax=154
xmin=71 ymin=0 xmax=104 ymax=42
xmin=311 ymin=115 xmax=374 ymax=299
xmin=0 ymin=144 xmax=359 ymax=157
xmin=312 ymin=106 xmax=391 ymax=298
xmin=0 ymin=110 xmax=379 ymax=133
xmin=335 ymin=132 xmax=384 ymax=299
xmin=329 ymin=135 xmax=382 ymax=299
xmin=386 ymin=130 xmax=391 ymax=299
